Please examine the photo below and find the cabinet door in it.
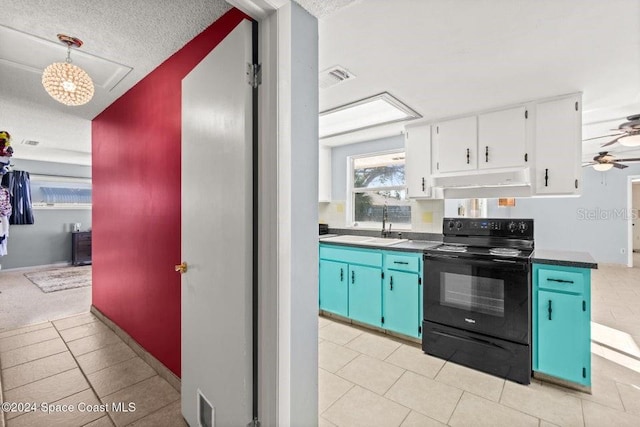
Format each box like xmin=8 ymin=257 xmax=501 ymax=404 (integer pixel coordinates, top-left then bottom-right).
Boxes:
xmin=349 ymin=265 xmax=382 ymax=326
xmin=478 ymin=106 xmax=527 ymax=170
xmin=383 ymin=270 xmax=420 ymax=337
xmin=319 ymin=260 xmax=349 ymax=317
xmin=534 ymin=96 xmax=581 ymax=195
xmin=405 ymin=125 xmax=432 ymax=198
xmin=319 ymin=146 xmax=332 ymax=202
xmin=433 ymin=116 xmax=477 ymax=173
xmin=537 ymin=290 xmax=588 ymax=384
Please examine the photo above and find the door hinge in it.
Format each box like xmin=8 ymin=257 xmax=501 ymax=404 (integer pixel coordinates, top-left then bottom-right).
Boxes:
xmin=247 ymin=418 xmax=261 ymax=427
xmin=247 ymin=63 xmax=262 ymax=88
xmin=525 ymin=110 xmax=528 ymax=119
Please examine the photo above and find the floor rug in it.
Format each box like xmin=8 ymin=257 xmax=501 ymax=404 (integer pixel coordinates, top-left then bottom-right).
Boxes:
xmin=24 ymin=266 xmax=92 ymax=293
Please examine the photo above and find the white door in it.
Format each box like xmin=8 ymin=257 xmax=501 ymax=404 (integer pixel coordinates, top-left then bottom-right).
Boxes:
xmin=534 ymin=95 xmax=581 ymax=195
xmin=181 ymin=20 xmax=253 ymax=427
xmin=405 ymin=124 xmax=432 ymax=198
xmin=478 ymin=106 xmax=527 ymax=170
xmin=433 ymin=116 xmax=477 ymax=173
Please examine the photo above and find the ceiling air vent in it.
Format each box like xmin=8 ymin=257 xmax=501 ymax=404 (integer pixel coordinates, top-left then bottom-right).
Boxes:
xmin=319 ymin=66 xmax=355 ymax=89
xmin=21 ymin=139 xmax=40 ymax=146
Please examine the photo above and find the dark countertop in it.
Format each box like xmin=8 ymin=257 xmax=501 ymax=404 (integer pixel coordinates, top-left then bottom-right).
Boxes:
xmin=319 ymin=238 xmax=441 ymax=253
xmin=531 ymin=249 xmax=598 ymax=269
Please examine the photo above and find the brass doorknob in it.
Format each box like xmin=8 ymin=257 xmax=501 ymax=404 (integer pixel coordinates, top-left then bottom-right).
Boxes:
xmin=175 ymin=262 xmax=188 ymax=274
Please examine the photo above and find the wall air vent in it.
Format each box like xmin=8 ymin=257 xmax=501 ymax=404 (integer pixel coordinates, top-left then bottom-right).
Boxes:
xmin=21 ymin=139 xmax=40 ymax=146
xmin=319 ymin=65 xmax=355 ymax=89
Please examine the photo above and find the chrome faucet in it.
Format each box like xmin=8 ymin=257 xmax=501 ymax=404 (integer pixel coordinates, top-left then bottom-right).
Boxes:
xmin=381 ymin=204 xmax=389 ymax=237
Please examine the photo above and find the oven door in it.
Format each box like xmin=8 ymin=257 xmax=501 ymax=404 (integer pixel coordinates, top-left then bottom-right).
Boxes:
xmin=423 ymin=253 xmax=530 ymax=344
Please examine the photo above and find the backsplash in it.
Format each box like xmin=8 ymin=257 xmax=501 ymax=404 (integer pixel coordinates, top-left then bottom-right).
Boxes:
xmin=319 ymin=199 xmax=445 ymax=234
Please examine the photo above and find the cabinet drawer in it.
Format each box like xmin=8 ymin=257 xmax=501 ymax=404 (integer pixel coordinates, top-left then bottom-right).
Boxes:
xmin=385 ymin=253 xmax=420 ymax=273
xmin=320 ymin=246 xmax=382 ymax=267
xmin=537 ymin=268 xmax=585 ymax=295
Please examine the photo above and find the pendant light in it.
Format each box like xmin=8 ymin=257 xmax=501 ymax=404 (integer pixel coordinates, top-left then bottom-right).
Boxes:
xmin=42 ymin=34 xmax=94 ymax=106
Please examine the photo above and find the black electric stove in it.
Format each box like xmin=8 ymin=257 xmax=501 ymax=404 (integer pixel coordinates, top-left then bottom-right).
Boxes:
xmin=422 ymin=218 xmax=534 ymax=384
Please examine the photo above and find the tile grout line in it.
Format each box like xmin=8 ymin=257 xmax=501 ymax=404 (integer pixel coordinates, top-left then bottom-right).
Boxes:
xmin=445 ymin=389 xmax=464 ymax=426
xmin=119 ymin=397 xmax=181 ymax=427
xmin=51 ymin=320 xmax=118 ymax=427
xmin=497 ymin=379 xmax=506 ymax=403
xmin=613 ymin=380 xmax=628 ymax=413
xmin=0 ymin=337 xmax=68 ymax=370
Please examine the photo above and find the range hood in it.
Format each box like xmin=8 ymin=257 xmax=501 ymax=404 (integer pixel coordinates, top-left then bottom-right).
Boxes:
xmin=432 ymin=168 xmax=532 ymax=198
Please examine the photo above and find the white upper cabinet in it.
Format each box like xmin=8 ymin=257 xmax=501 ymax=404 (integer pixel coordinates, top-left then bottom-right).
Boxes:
xmin=534 ymin=95 xmax=581 ymax=196
xmin=319 ymin=145 xmax=332 ymax=202
xmin=405 ymin=124 xmax=432 ymax=198
xmin=433 ymin=116 xmax=477 ymax=173
xmin=478 ymin=106 xmax=528 ymax=170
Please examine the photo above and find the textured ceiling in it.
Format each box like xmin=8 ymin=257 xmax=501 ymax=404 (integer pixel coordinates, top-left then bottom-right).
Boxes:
xmin=0 ymin=0 xmax=232 ymax=120
xmin=0 ymin=0 xmax=232 ymax=164
xmin=319 ymin=0 xmax=640 ymax=161
xmin=294 ymin=0 xmax=360 ymax=18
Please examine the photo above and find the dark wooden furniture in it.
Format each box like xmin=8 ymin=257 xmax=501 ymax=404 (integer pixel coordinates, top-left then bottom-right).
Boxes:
xmin=72 ymin=231 xmax=92 ymax=266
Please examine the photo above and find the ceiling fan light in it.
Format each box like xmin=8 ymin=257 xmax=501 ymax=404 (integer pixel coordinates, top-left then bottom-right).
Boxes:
xmin=619 ymin=134 xmax=640 ymax=147
xmin=593 ymin=163 xmax=614 ymax=172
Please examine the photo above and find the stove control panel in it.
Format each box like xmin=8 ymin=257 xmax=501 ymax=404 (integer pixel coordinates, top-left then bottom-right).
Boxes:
xmin=444 ymin=218 xmax=534 ymax=239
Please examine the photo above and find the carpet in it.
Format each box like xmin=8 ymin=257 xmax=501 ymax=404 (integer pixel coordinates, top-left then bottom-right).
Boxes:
xmin=25 ymin=266 xmax=92 ymax=293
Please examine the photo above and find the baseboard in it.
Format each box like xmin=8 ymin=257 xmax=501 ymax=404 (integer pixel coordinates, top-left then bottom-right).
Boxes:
xmin=0 ymin=364 xmax=5 ymax=427
xmin=90 ymin=306 xmax=181 ymax=393
xmin=0 ymin=262 xmax=71 ymax=272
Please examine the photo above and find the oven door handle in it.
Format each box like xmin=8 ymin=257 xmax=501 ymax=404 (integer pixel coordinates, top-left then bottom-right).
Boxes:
xmin=424 ymin=254 xmax=528 ymax=271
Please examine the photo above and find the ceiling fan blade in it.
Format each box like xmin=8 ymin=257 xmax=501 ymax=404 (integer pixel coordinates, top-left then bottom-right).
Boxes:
xmin=616 ymin=157 xmax=640 ymax=162
xmin=601 ymin=136 xmax=624 ymax=147
xmin=612 ymin=162 xmax=628 ymax=169
xmin=582 ymin=162 xmax=597 ymax=167
xmin=583 ymin=133 xmax=623 ymax=142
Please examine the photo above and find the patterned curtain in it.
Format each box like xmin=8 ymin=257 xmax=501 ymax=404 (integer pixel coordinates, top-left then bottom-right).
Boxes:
xmin=2 ymin=171 xmax=34 ymax=225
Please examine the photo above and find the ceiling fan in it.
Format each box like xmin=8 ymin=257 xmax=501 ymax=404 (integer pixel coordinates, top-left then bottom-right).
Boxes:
xmin=583 ymin=114 xmax=640 ymax=148
xmin=582 ymin=151 xmax=640 ymax=171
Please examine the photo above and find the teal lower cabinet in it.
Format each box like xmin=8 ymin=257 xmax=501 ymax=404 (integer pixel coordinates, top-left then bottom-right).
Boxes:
xmin=319 ymin=259 xmax=349 ymax=317
xmin=319 ymin=243 xmax=423 ymax=339
xmin=533 ymin=263 xmax=591 ymax=387
xmin=349 ymin=265 xmax=383 ymax=327
xmin=383 ymin=269 xmax=421 ymax=337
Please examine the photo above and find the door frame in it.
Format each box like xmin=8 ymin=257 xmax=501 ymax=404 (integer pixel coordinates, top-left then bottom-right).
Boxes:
xmin=226 ymin=1 xmax=319 ymax=426
xmin=627 ymin=175 xmax=640 ymax=267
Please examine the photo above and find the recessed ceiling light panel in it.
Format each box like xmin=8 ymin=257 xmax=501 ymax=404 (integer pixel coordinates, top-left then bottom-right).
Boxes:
xmin=320 ymin=92 xmax=421 ymax=139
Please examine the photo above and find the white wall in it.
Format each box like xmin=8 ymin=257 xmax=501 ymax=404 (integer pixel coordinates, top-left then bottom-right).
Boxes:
xmin=443 ymin=165 xmax=640 ymax=264
xmin=634 ymin=183 xmax=640 ymax=251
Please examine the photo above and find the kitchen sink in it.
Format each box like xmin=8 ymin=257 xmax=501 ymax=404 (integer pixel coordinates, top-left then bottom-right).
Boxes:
xmin=321 ymin=235 xmax=408 ymax=247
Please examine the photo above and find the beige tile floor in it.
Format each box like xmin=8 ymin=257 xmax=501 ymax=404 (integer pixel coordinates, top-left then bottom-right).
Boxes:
xmin=318 ymin=258 xmax=640 ymax=427
xmin=1 ymin=256 xmax=639 ymax=426
xmin=0 ymin=312 xmax=185 ymax=427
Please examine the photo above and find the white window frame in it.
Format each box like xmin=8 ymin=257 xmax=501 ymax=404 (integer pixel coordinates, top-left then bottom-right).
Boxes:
xmin=346 ymin=148 xmax=410 ymax=230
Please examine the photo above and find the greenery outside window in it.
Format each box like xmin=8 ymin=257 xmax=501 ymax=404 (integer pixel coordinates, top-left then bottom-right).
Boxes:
xmin=348 ymin=150 xmax=411 ymax=230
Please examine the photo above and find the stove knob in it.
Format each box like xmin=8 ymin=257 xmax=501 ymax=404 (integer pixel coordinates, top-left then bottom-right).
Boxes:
xmin=518 ymin=222 xmax=528 ymax=233
xmin=448 ymin=220 xmax=455 ymax=230
xmin=455 ymin=221 xmax=463 ymax=230
xmin=507 ymin=221 xmax=517 ymax=233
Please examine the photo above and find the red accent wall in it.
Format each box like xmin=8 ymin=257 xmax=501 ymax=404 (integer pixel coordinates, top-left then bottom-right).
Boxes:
xmin=92 ymin=8 xmax=249 ymax=377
